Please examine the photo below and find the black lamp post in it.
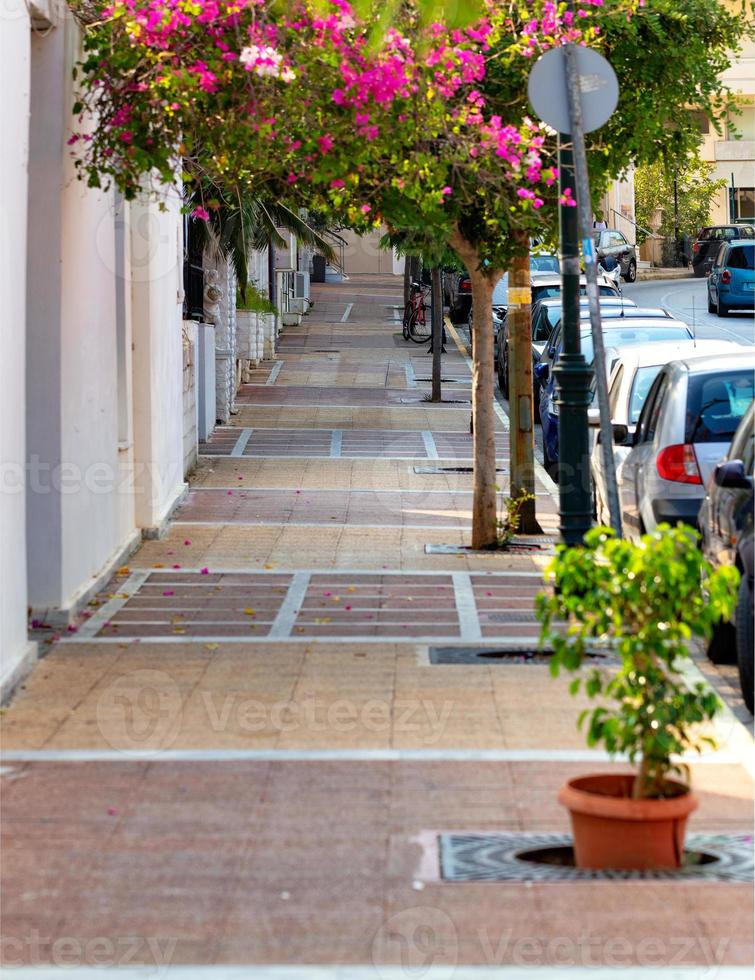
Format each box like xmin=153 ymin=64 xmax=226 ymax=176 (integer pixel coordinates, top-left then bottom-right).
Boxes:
xmin=553 ymin=136 xmax=593 ymax=546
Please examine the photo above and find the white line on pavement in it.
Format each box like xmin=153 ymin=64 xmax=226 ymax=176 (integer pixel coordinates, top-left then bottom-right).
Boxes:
xmin=265 ymin=361 xmax=283 ymax=384
xmin=75 ymin=570 xmax=151 ymax=639
xmin=340 ymin=302 xmax=353 ymax=322
xmin=452 ymin=572 xmax=483 ymax=641
xmin=422 ymin=430 xmax=439 ymax=459
xmin=405 ymin=362 xmax=418 ymax=388
xmin=230 ymin=429 xmax=253 ymax=457
xmin=1 ymin=748 xmax=746 ymax=766
xmin=268 ymin=571 xmax=311 ymax=639
xmin=329 ymin=430 xmax=343 ymax=458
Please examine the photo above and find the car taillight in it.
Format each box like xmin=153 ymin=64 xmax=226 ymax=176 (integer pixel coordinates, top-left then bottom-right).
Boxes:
xmin=693 ymin=241 xmax=700 ymax=254
xmin=721 ymin=269 xmax=731 ymax=284
xmin=460 ymin=280 xmax=472 ymax=292
xmin=656 ymin=444 xmax=702 ymax=484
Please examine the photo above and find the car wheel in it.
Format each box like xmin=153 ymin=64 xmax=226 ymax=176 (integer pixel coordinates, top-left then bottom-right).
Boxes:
xmin=706 ymin=620 xmax=737 ymax=664
xmin=707 ymin=291 xmax=716 ymax=314
xmin=533 ymin=382 xmax=541 ymax=423
xmin=717 ymin=296 xmax=730 ymax=317
xmin=623 ymin=259 xmax=637 ymax=283
xmin=736 ymin=576 xmax=754 ymax=714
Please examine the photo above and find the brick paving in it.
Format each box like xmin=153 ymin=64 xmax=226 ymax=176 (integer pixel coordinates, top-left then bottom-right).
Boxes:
xmin=2 ymin=273 xmax=753 ymax=972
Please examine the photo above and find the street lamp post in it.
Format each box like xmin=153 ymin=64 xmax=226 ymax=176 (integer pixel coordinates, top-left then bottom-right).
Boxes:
xmin=554 ymin=137 xmax=593 ymax=546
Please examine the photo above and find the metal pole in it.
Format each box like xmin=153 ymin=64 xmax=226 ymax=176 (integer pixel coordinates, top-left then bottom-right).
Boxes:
xmin=674 ymin=176 xmax=679 ymax=266
xmin=430 ymin=267 xmax=443 ymax=402
xmin=554 ymin=135 xmax=593 ymax=546
xmin=562 ymin=43 xmax=622 ymax=536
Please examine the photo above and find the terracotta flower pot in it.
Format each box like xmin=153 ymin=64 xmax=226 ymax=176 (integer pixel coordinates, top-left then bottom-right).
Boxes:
xmin=558 ymin=773 xmax=698 ymax=870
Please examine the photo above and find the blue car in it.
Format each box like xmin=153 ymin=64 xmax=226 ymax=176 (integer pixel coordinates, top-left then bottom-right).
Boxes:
xmin=707 ymin=240 xmax=755 ymax=317
xmin=535 ymin=319 xmax=694 ymax=471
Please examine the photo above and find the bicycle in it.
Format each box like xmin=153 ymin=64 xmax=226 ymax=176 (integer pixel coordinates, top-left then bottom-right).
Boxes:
xmin=401 ymin=281 xmax=432 ymax=343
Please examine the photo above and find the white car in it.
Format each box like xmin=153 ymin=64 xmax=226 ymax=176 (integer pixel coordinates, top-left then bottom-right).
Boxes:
xmin=614 ymin=350 xmax=755 ymax=541
xmin=590 ymin=340 xmax=743 ymax=527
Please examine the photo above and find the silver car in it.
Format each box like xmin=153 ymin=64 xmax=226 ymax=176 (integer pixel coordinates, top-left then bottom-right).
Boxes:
xmin=590 ymin=340 xmax=742 ymax=527
xmin=616 ymin=351 xmax=755 ymax=541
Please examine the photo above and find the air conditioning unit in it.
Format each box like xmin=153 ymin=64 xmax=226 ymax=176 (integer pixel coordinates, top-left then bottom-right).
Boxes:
xmin=274 ymin=232 xmax=297 ymax=271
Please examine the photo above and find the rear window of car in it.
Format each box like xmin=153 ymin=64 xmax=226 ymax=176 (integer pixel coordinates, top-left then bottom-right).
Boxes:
xmin=685 ymin=370 xmax=755 ymax=443
xmin=728 ymin=244 xmax=755 ymax=270
xmin=581 ymin=327 xmax=691 ymax=364
xmin=530 ymin=255 xmax=560 ymax=273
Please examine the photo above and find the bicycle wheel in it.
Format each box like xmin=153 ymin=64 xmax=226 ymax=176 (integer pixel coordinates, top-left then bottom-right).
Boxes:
xmin=402 ymin=301 xmax=413 ymax=340
xmin=408 ymin=305 xmax=432 ymax=343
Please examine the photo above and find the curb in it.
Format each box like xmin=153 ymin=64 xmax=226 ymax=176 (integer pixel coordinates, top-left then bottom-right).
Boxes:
xmin=636 ymin=268 xmax=694 ymax=282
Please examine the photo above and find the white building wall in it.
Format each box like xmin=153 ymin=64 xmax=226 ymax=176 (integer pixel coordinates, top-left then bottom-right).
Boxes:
xmin=130 ymin=188 xmax=187 ymax=534
xmin=0 ymin=4 xmax=35 ymax=696
xmin=209 ymin=255 xmax=237 ymax=424
xmin=26 ymin=14 xmax=138 ymax=620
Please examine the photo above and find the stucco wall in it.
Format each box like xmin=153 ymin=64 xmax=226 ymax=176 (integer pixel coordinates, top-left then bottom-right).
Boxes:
xmin=0 ymin=5 xmax=35 ymax=693
xmin=26 ymin=16 xmax=137 ymax=617
xmin=130 ymin=188 xmax=187 ymax=533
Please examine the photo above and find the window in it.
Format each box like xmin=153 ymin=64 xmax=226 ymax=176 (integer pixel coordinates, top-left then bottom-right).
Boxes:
xmin=726 ymin=106 xmax=755 ymax=141
xmin=636 ymin=372 xmax=666 ymax=444
xmin=645 ymin=373 xmax=671 ymax=442
xmin=628 ymin=366 xmax=663 ymax=424
xmin=734 ymin=189 xmax=755 ymax=221
xmin=685 ymin=370 xmax=755 ymax=444
xmin=609 ymin=232 xmax=628 ymax=248
xmin=728 ymin=244 xmax=754 ymax=270
xmin=688 ymin=110 xmax=710 ymax=135
xmin=608 ymin=365 xmax=625 ymax=416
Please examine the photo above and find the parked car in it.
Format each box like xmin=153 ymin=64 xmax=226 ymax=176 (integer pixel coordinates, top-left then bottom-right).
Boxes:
xmin=593 ymin=229 xmax=638 ymax=282
xmin=535 ymin=319 xmax=695 ymax=471
xmin=496 ymin=295 xmax=636 ymax=400
xmin=698 ymin=402 xmax=754 ymax=711
xmin=706 ymin=240 xmax=755 ymax=317
xmin=450 ymin=253 xmax=563 ymax=325
xmin=590 ymin=340 xmax=742 ymax=528
xmin=616 ymin=351 xmax=755 ymax=543
xmin=692 ymin=224 xmax=755 ymax=278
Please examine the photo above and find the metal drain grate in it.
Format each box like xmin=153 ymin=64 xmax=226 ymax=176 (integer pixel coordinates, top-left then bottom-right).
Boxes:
xmin=425 ymin=539 xmax=554 ymax=555
xmin=429 ymin=646 xmax=613 ymax=665
xmin=439 ymin=833 xmax=754 ymax=882
xmin=414 ymin=466 xmax=507 ymax=475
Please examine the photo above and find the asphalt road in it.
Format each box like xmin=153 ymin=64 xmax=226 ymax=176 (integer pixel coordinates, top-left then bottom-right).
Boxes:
xmin=623 ymin=276 xmax=755 ymax=346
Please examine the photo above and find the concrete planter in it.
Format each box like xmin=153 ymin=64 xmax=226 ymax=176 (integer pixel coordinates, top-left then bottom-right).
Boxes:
xmin=262 ymin=313 xmax=278 ymax=359
xmin=236 ymin=310 xmax=261 ymax=362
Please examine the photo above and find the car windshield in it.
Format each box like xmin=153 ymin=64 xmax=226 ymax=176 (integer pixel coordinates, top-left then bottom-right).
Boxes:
xmin=685 ymin=371 xmax=755 ymax=444
xmin=580 ymin=327 xmax=691 ymax=363
xmin=530 ymin=254 xmax=560 ymax=273
xmin=628 ymin=366 xmax=663 ymax=423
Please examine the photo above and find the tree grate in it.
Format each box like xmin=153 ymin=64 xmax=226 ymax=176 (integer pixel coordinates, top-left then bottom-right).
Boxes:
xmin=439 ymin=833 xmax=754 ymax=882
xmin=429 ymin=646 xmax=614 ymax=665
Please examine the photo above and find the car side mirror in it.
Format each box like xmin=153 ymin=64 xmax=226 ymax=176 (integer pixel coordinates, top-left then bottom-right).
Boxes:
xmin=534 ymin=362 xmax=549 ymax=382
xmin=548 ymin=346 xmax=557 ymax=358
xmin=714 ymin=459 xmax=752 ymax=490
xmin=611 ymin=423 xmax=636 ymax=446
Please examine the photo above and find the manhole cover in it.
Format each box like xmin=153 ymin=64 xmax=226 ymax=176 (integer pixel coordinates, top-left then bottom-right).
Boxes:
xmin=439 ymin=833 xmax=753 ymax=882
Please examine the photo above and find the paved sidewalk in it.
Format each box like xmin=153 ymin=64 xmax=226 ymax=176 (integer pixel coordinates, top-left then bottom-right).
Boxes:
xmin=1 ymin=274 xmax=752 ymax=974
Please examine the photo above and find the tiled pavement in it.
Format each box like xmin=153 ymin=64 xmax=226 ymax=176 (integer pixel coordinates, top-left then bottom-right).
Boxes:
xmin=2 ymin=274 xmax=753 ymax=974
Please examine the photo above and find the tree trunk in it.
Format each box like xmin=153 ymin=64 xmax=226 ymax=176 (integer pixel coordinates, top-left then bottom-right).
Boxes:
xmin=449 ymin=230 xmax=499 ymax=548
xmin=403 ymin=255 xmax=412 ymax=306
xmin=431 ymin=267 xmax=443 ymax=402
xmin=507 ymin=233 xmax=539 ymax=534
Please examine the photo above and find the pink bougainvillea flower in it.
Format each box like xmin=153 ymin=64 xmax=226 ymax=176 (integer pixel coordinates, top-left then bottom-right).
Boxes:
xmin=163 ymin=590 xmax=175 ymax=596
xmin=184 ymin=539 xmax=192 ymax=546
xmin=200 ymin=567 xmax=210 ymax=575
xmin=192 ymin=206 xmax=210 ymax=221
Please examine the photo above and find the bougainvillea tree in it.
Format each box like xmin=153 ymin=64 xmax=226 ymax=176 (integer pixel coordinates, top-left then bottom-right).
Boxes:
xmin=70 ymin=0 xmax=748 ymax=546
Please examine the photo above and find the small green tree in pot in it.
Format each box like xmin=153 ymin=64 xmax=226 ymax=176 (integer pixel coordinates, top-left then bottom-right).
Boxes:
xmin=536 ymin=524 xmax=739 ymax=870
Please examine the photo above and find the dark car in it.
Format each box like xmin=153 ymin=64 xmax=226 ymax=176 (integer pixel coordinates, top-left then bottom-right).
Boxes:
xmin=706 ymin=240 xmax=755 ymax=316
xmin=446 ymin=271 xmax=473 ymax=324
xmin=496 ymin=295 xmax=634 ymax=402
xmin=692 ymin=224 xmax=755 ymax=278
xmin=699 ymin=401 xmax=754 ymax=712
xmin=593 ymin=229 xmax=638 ymax=282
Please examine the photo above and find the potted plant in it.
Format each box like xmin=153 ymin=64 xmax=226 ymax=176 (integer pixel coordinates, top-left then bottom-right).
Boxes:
xmin=536 ymin=524 xmax=739 ymax=870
